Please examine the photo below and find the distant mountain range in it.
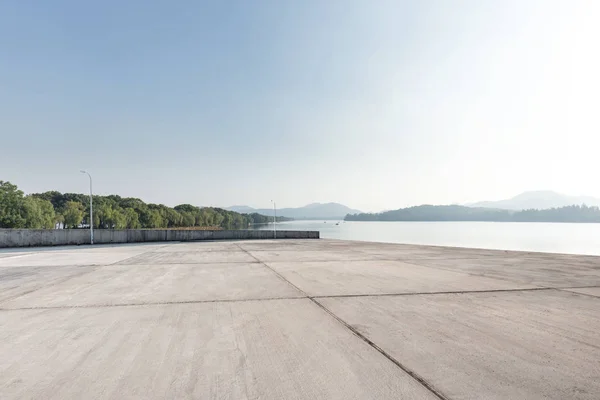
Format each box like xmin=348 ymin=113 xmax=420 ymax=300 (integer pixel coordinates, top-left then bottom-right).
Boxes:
xmin=227 ymin=203 xmax=361 ymax=220
xmin=228 ymin=191 xmax=600 ymax=221
xmin=345 ymin=203 xmax=600 ymax=223
xmin=469 ymin=191 xmax=600 ymax=210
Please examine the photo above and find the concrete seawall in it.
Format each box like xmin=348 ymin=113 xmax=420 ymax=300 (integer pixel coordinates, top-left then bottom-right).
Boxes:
xmin=0 ymin=229 xmax=319 ymax=248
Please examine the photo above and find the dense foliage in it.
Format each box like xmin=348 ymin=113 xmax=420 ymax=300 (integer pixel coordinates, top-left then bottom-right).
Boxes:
xmin=0 ymin=180 xmax=287 ymax=229
xmin=345 ymin=204 xmax=600 ymax=223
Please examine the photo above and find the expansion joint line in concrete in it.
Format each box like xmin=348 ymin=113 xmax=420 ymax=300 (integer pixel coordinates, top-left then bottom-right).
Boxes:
xmin=0 ymin=296 xmax=308 ymax=311
xmin=234 ymin=243 xmax=450 ymax=400
xmin=0 ymin=287 xmax=564 ymax=311
xmin=309 ymin=299 xmax=450 ymax=400
xmin=312 ymin=287 xmax=552 ymax=300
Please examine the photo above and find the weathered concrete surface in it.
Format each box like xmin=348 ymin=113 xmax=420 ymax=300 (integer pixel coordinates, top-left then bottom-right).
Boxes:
xmin=0 ymin=265 xmax=97 ymax=303
xmin=0 ymin=229 xmax=319 ymax=248
xmin=116 ymin=250 xmax=257 ymax=265
xmin=396 ymin=256 xmax=600 ymax=287
xmin=1 ymin=239 xmax=600 ymax=399
xmin=267 ymin=260 xmax=537 ymax=297
xmin=319 ymin=290 xmax=600 ymax=400
xmin=0 ymin=300 xmax=436 ymax=400
xmin=2 ymin=263 xmax=303 ymax=308
xmin=247 ymin=249 xmax=381 ymax=262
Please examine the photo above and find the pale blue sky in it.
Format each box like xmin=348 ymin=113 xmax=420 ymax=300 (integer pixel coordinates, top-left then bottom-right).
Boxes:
xmin=1 ymin=1 xmax=598 ymax=212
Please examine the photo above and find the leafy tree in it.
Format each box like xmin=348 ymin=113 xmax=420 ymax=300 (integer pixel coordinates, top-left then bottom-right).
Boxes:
xmin=22 ymin=197 xmax=44 ymax=229
xmin=23 ymin=197 xmax=55 ymax=228
xmin=54 ymin=213 xmax=65 ymax=229
xmin=213 ymin=211 xmax=225 ymax=227
xmin=147 ymin=209 xmax=164 ymax=228
xmin=95 ymin=202 xmax=127 ymax=229
xmin=246 ymin=213 xmax=290 ymax=224
xmin=164 ymin=208 xmax=183 ymax=228
xmin=32 ymin=191 xmax=67 ymax=211
xmin=0 ymin=181 xmax=26 ymax=228
xmin=92 ymin=211 xmax=100 ymax=228
xmin=38 ymin=198 xmax=56 ymax=228
xmin=63 ymin=201 xmax=85 ymax=228
xmin=124 ymin=208 xmax=141 ymax=229
xmin=112 ymin=207 xmax=127 ymax=229
xmin=174 ymin=204 xmax=200 ymax=214
xmin=94 ymin=202 xmax=111 ymax=229
xmin=180 ymin=211 xmax=195 ymax=227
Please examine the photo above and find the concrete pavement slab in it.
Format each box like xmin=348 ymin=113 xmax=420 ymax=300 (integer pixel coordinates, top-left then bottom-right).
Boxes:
xmin=0 ymin=299 xmax=437 ymax=400
xmin=116 ymin=250 xmax=256 ymax=264
xmin=2 ymin=263 xmax=303 ymax=308
xmin=319 ymin=290 xmax=600 ymax=400
xmin=353 ymin=247 xmax=508 ymax=260
xmin=0 ymin=251 xmax=144 ymax=267
xmin=151 ymin=242 xmax=245 ymax=252
xmin=407 ymin=256 xmax=600 ymax=287
xmin=0 ymin=265 xmax=96 ymax=303
xmin=0 ymin=243 xmax=168 ymax=256
xmin=267 ymin=260 xmax=538 ymax=297
xmin=236 ymin=240 xmax=320 ymax=251
xmin=248 ymin=250 xmax=378 ymax=262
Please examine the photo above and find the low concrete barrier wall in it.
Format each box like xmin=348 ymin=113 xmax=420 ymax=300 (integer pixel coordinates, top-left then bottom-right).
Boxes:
xmin=0 ymin=229 xmax=319 ymax=248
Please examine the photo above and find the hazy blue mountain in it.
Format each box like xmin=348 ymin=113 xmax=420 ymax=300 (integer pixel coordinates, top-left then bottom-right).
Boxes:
xmin=227 ymin=203 xmax=361 ymax=220
xmin=469 ymin=191 xmax=600 ymax=210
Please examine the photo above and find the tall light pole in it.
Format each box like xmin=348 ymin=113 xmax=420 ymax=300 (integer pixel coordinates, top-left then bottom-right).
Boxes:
xmin=80 ymin=170 xmax=93 ymax=244
xmin=271 ymin=200 xmax=277 ymax=239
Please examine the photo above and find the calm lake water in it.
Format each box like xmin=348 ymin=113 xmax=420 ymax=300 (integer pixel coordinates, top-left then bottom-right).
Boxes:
xmin=254 ymin=220 xmax=600 ymax=256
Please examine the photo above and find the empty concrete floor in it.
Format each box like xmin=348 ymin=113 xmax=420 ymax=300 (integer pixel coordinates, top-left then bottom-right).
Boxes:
xmin=1 ymin=240 xmax=599 ymax=399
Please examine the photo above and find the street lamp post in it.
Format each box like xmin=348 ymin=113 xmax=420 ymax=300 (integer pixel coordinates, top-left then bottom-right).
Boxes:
xmin=80 ymin=170 xmax=93 ymax=244
xmin=271 ymin=200 xmax=277 ymax=239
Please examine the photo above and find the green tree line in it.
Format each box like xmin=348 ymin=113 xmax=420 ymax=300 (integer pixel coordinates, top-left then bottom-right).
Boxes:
xmin=345 ymin=204 xmax=600 ymax=223
xmin=0 ymin=180 xmax=288 ymax=229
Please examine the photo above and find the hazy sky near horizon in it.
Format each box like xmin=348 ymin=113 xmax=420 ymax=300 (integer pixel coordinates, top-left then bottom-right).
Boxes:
xmin=1 ymin=1 xmax=599 ymax=212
